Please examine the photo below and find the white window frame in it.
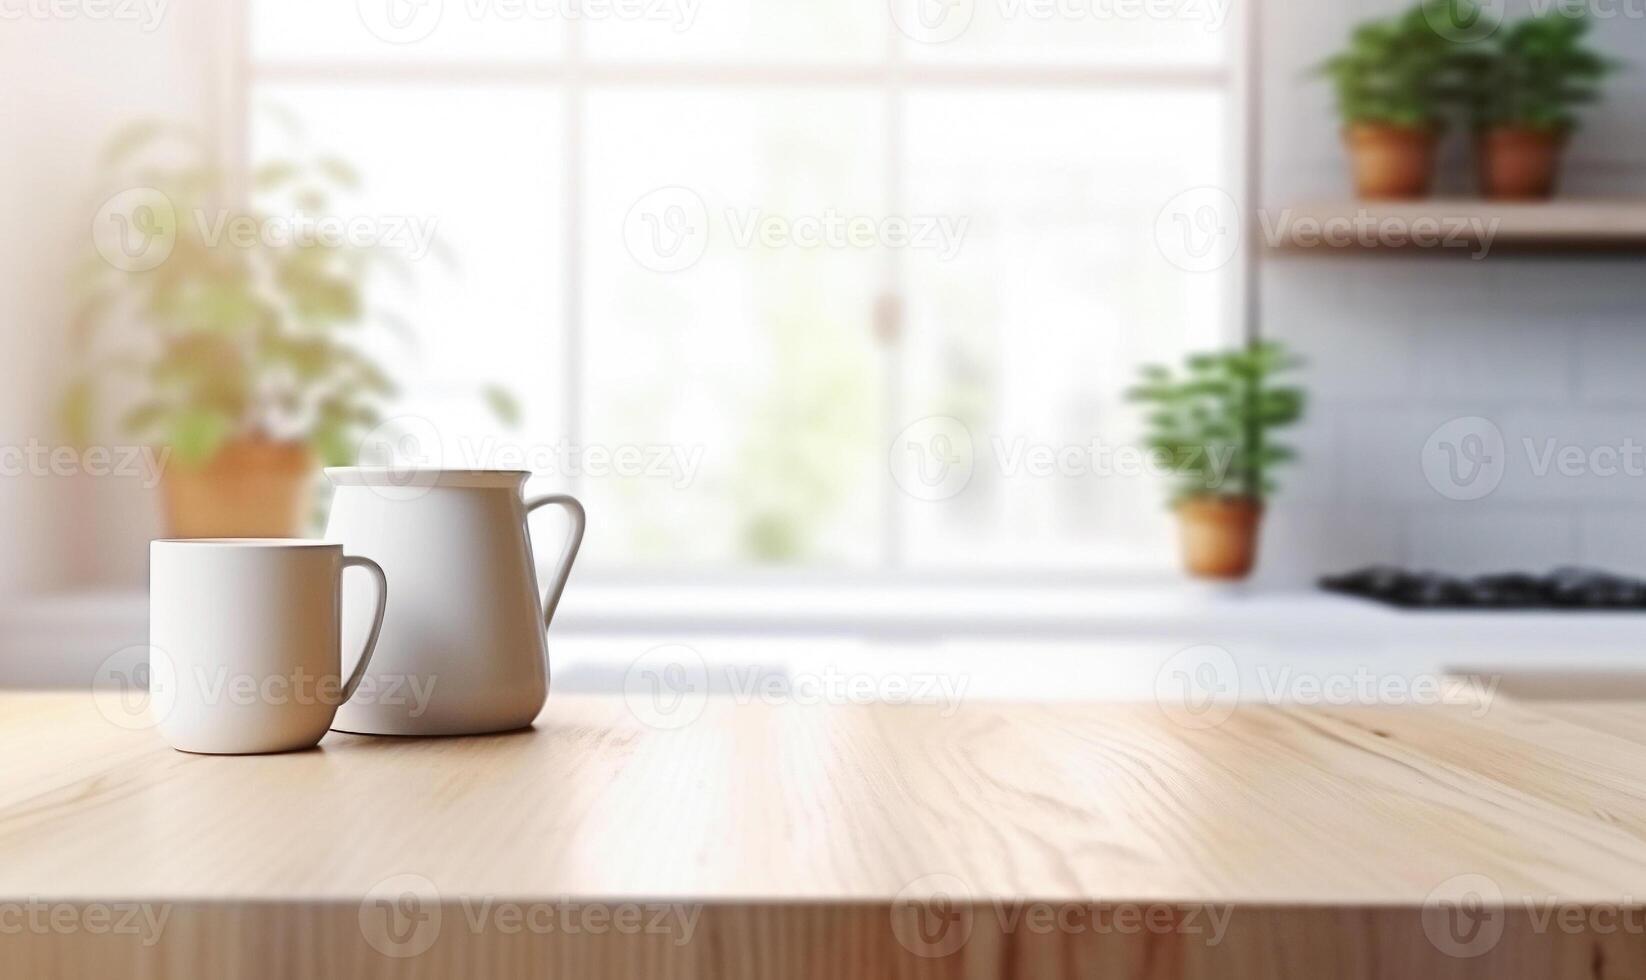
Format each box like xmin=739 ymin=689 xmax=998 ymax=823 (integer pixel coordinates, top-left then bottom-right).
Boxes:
xmin=231 ymin=0 xmax=1254 ymax=583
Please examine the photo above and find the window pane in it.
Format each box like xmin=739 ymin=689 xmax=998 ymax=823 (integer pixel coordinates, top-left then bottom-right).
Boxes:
xmin=252 ymin=0 xmax=563 ymax=62
xmin=582 ymin=89 xmax=888 ymax=568
xmin=583 ymin=0 xmax=885 ymax=63
xmin=898 ymin=89 xmax=1232 ymax=569
xmin=251 ymin=84 xmax=568 ymax=472
xmin=892 ymin=0 xmax=1233 ymax=66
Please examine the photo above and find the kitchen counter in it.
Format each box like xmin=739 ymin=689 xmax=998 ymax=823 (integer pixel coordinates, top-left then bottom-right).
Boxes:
xmin=4 ymin=691 xmax=1646 ymax=978
xmin=8 ymin=586 xmax=1646 ymax=691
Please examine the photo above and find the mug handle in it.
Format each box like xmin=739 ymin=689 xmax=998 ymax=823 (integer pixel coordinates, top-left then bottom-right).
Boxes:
xmin=525 ymin=494 xmax=586 ymax=630
xmin=339 ymin=555 xmax=389 ymax=704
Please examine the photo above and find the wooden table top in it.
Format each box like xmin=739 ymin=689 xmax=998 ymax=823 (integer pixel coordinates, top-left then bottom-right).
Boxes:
xmin=5 ymin=690 xmax=1646 ymax=907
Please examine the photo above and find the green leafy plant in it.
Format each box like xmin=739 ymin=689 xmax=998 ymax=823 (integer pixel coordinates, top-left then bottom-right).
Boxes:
xmin=1317 ymin=0 xmax=1478 ymax=129
xmin=1126 ymin=341 xmax=1306 ymax=504
xmin=62 ymin=118 xmax=512 ymax=467
xmin=1460 ymin=8 xmax=1618 ymax=132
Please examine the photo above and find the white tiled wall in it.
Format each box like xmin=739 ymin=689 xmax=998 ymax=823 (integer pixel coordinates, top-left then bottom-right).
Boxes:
xmin=1256 ymin=0 xmax=1646 ymax=585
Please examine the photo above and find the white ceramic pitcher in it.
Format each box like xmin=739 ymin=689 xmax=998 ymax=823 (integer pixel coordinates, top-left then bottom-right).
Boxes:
xmin=323 ymin=468 xmax=585 ymax=736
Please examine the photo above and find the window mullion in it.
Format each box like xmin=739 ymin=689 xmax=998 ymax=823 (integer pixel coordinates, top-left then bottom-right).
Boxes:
xmin=882 ymin=35 xmax=905 ymax=572
xmin=564 ymin=5 xmax=586 ymax=493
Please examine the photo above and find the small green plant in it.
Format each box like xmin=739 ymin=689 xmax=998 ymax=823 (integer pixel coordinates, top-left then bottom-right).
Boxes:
xmin=62 ymin=118 xmax=515 ymax=467
xmin=1127 ymin=341 xmax=1306 ymax=504
xmin=1317 ymin=0 xmax=1478 ymax=129
xmin=1460 ymin=8 xmax=1618 ymax=132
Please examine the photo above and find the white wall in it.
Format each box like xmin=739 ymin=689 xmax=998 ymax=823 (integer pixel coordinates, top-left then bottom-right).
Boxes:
xmin=0 ymin=0 xmax=230 ymax=591
xmin=1256 ymin=0 xmax=1646 ymax=584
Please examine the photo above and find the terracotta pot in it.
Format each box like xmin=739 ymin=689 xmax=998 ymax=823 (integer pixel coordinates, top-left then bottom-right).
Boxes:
xmin=1344 ymin=123 xmax=1438 ymax=200
xmin=1175 ymin=496 xmax=1264 ymax=581
xmin=161 ymin=438 xmax=314 ymax=538
xmin=1478 ymin=126 xmax=1567 ymax=201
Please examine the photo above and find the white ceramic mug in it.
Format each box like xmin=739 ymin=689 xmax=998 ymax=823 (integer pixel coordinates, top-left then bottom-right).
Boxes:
xmin=149 ymin=539 xmax=388 ymax=754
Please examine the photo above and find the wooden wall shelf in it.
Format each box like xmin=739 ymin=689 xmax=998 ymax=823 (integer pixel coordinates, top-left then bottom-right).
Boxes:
xmin=1264 ymin=199 xmax=1646 ymax=255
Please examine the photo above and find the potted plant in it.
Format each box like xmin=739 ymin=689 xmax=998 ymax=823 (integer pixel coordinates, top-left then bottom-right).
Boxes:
xmin=63 ymin=120 xmax=510 ymax=538
xmin=1128 ymin=341 xmax=1305 ymax=581
xmin=1318 ymin=1 xmax=1471 ymax=199
xmin=1461 ymin=9 xmax=1617 ymax=200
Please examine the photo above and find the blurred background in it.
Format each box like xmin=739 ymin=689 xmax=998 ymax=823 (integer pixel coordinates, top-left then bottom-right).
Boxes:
xmin=4 ymin=0 xmax=1646 ymax=688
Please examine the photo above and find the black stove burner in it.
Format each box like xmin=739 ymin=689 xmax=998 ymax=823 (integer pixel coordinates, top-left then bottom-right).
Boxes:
xmin=1320 ymin=566 xmax=1646 ymax=610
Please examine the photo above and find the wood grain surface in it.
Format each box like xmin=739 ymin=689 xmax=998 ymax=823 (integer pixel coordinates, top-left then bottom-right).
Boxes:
xmin=3 ymin=690 xmax=1646 ymax=978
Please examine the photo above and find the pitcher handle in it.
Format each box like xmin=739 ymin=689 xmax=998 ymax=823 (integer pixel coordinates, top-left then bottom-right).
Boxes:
xmin=524 ymin=493 xmax=586 ymax=630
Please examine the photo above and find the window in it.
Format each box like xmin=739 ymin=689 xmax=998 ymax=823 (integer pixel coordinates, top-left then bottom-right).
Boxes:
xmin=248 ymin=0 xmax=1240 ymax=576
